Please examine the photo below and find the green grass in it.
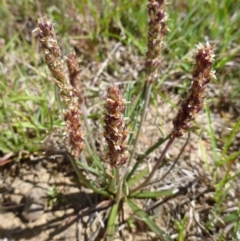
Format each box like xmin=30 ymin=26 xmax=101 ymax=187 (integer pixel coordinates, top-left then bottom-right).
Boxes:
xmin=0 ymin=0 xmax=240 ymax=239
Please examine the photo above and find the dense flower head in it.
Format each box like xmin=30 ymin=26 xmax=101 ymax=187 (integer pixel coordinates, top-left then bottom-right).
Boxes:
xmin=172 ymin=43 xmax=215 ymax=138
xmin=37 ymin=17 xmax=84 ymax=157
xmin=145 ymin=0 xmax=167 ymax=84
xmin=64 ymin=108 xmax=84 ymax=157
xmin=66 ymin=52 xmax=84 ymax=105
xmin=37 ymin=17 xmax=66 ymax=83
xmin=104 ymin=86 xmax=128 ymax=167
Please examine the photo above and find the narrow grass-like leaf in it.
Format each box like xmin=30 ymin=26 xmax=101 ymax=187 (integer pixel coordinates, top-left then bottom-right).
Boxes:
xmin=84 ymin=140 xmax=105 ymax=173
xmin=128 ymin=168 xmax=148 ymax=187
xmin=121 ymin=27 xmax=145 ymax=54
xmin=127 ymin=82 xmax=145 ymax=145
xmin=76 ymin=160 xmax=100 ymax=176
xmin=6 ymin=96 xmax=46 ymax=102
xmin=174 ymin=214 xmax=187 ymax=241
xmin=221 ymin=212 xmax=240 ymax=226
xmin=106 ymin=203 xmax=119 ymax=241
xmin=221 ymin=119 xmax=240 ymax=157
xmin=67 ymin=153 xmax=110 ymax=197
xmin=168 ymin=1 xmax=202 ymax=43
xmin=199 ymin=137 xmax=210 ymax=172
xmin=0 ymin=32 xmax=20 ymax=59
xmin=205 ymin=104 xmax=219 ymax=163
xmin=214 ymin=168 xmax=240 ymax=213
xmin=127 ymin=199 xmax=172 ymax=241
xmin=153 ymin=85 xmax=176 ymax=109
xmin=233 ymin=202 xmax=240 ymax=238
xmin=0 ymin=135 xmax=16 ymax=153
xmin=217 ymin=151 xmax=240 ymax=167
xmin=124 ymin=82 xmax=137 ymax=120
xmin=130 ymin=189 xmax=173 ymax=199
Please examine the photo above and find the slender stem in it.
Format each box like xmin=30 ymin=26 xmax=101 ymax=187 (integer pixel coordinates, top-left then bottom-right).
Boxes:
xmin=82 ymin=105 xmax=97 ymax=153
xmin=127 ymin=135 xmax=169 ymax=181
xmin=128 ymin=83 xmax=152 ymax=167
xmin=157 ymin=133 xmax=190 ymax=183
xmin=109 ymin=169 xmax=116 ymax=194
xmin=115 ymin=168 xmax=122 ymax=203
xmin=146 ymin=133 xmax=190 ymax=187
xmin=130 ymin=135 xmax=175 ymax=194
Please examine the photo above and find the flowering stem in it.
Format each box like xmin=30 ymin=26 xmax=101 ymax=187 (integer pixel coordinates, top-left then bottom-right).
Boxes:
xmin=108 ymin=172 xmax=116 ymax=195
xmin=128 ymin=0 xmax=167 ymax=168
xmin=82 ymin=105 xmax=97 ymax=153
xmin=128 ymin=83 xmax=152 ymax=167
xmin=130 ymin=135 xmax=175 ymax=194
xmin=127 ymin=135 xmax=169 ymax=181
xmin=37 ymin=17 xmax=84 ymax=158
xmin=115 ymin=168 xmax=122 ymax=203
xmin=130 ymin=42 xmax=215 ymax=194
xmin=146 ymin=133 xmax=190 ymax=187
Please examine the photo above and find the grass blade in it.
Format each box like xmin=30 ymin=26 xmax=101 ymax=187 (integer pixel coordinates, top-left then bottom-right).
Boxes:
xmin=106 ymin=203 xmax=119 ymax=241
xmin=127 ymin=168 xmax=148 ymax=187
xmin=130 ymin=189 xmax=173 ymax=199
xmin=127 ymin=199 xmax=172 ymax=241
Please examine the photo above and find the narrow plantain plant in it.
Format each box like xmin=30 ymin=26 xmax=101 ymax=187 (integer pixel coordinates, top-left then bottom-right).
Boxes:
xmin=34 ymin=0 xmax=215 ymax=240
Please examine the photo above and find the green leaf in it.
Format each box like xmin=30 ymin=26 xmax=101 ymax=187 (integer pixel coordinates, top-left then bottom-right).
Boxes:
xmin=127 ymin=199 xmax=172 ymax=241
xmin=66 ymin=153 xmax=111 ymax=197
xmin=106 ymin=203 xmax=119 ymax=241
xmin=76 ymin=160 xmax=100 ymax=176
xmin=127 ymin=84 xmax=145 ymax=145
xmin=130 ymin=189 xmax=173 ymax=199
xmin=0 ymin=31 xmax=20 ymax=59
xmin=121 ymin=28 xmax=145 ymax=54
xmin=174 ymin=214 xmax=187 ymax=241
xmin=217 ymin=151 xmax=240 ymax=167
xmin=85 ymin=141 xmax=105 ymax=173
xmin=128 ymin=168 xmax=148 ymax=187
xmin=205 ymin=104 xmax=219 ymax=163
xmin=221 ymin=119 xmax=240 ymax=157
xmin=222 ymin=212 xmax=240 ymax=225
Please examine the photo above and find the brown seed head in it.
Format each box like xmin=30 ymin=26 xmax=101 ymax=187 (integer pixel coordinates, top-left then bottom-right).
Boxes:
xmin=64 ymin=108 xmax=84 ymax=157
xmin=171 ymin=43 xmax=215 ymax=138
xmin=145 ymin=0 xmax=167 ymax=84
xmin=66 ymin=52 xmax=84 ymax=105
xmin=104 ymin=86 xmax=128 ymax=167
xmin=37 ymin=17 xmax=67 ymax=84
xmin=37 ymin=17 xmax=84 ymax=157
